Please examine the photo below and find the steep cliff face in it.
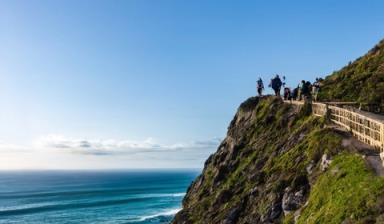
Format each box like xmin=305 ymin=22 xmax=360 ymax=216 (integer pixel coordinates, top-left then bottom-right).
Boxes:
xmin=173 ymin=97 xmax=384 ymax=224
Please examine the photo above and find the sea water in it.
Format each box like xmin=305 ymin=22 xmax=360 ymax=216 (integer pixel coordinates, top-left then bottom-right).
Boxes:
xmin=0 ymin=170 xmax=198 ymax=224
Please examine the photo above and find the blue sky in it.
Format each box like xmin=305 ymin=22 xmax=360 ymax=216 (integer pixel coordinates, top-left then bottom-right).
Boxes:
xmin=0 ymin=0 xmax=383 ymax=169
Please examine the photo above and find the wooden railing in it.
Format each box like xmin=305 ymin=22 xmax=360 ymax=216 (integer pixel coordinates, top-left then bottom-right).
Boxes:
xmin=328 ymin=105 xmax=384 ymax=150
xmin=284 ymin=100 xmax=384 ymax=163
xmin=312 ymin=102 xmax=328 ymax=117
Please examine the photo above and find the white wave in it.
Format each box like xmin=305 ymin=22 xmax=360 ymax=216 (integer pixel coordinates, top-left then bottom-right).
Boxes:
xmin=0 ymin=202 xmax=55 ymax=212
xmin=138 ymin=208 xmax=181 ymax=221
xmin=135 ymin=192 xmax=185 ymax=198
xmin=126 ymin=208 xmax=181 ymax=223
xmin=170 ymin=192 xmax=186 ymax=197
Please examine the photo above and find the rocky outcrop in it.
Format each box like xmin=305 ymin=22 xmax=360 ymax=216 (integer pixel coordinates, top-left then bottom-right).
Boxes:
xmin=282 ymin=187 xmax=306 ymax=214
xmin=320 ymin=154 xmax=332 ymax=171
xmin=172 ymin=96 xmax=384 ymax=224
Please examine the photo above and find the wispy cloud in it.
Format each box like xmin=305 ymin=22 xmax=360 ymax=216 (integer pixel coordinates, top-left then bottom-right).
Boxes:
xmin=0 ymin=136 xmax=221 ymax=169
xmin=34 ymin=134 xmax=221 ymax=156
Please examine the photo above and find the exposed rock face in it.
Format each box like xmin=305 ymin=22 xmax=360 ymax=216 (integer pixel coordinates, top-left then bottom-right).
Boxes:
xmin=282 ymin=187 xmax=306 ymax=214
xmin=320 ymin=154 xmax=332 ymax=171
xmin=172 ymin=96 xmax=384 ymax=224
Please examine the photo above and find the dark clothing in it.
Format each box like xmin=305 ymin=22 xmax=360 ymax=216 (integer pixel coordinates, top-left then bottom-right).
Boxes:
xmin=284 ymin=88 xmax=291 ymax=100
xmin=257 ymin=79 xmax=264 ymax=88
xmin=271 ymin=77 xmax=282 ymax=96
xmin=300 ymin=81 xmax=312 ymax=101
xmin=257 ymin=79 xmax=264 ymax=96
xmin=271 ymin=77 xmax=282 ymax=90
xmin=301 ymin=82 xmax=310 ymax=96
xmin=257 ymin=87 xmax=263 ymax=96
xmin=292 ymin=87 xmax=298 ymax=100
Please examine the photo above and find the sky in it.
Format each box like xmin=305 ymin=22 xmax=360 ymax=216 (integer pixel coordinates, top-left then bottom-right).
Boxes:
xmin=0 ymin=0 xmax=383 ymax=169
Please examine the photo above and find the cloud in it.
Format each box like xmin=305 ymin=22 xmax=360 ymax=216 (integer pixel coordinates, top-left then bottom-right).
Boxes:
xmin=35 ymin=134 xmax=222 ymax=156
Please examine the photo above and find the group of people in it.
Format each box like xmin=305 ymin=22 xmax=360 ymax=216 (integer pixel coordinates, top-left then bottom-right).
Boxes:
xmin=256 ymin=76 xmax=321 ymax=101
xmin=257 ymin=74 xmax=285 ymax=97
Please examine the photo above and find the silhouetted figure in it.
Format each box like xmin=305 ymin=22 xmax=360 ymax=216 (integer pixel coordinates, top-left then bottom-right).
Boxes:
xmin=257 ymin=78 xmax=264 ymax=96
xmin=270 ymin=75 xmax=283 ymax=96
xmin=301 ymin=81 xmax=311 ymax=101
xmin=284 ymin=87 xmax=291 ymax=100
xmin=298 ymin=80 xmax=305 ymax=100
xmin=292 ymin=87 xmax=299 ymax=100
xmin=312 ymin=78 xmax=321 ymax=101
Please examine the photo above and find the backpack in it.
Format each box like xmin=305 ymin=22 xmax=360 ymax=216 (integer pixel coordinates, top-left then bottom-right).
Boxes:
xmin=272 ymin=77 xmax=282 ymax=89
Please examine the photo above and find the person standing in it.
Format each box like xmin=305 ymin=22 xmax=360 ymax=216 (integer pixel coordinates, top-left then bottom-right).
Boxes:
xmin=312 ymin=78 xmax=321 ymax=101
xmin=284 ymin=87 xmax=291 ymax=100
xmin=301 ymin=80 xmax=311 ymax=101
xmin=298 ymin=80 xmax=305 ymax=100
xmin=271 ymin=75 xmax=282 ymax=96
xmin=257 ymin=78 xmax=264 ymax=96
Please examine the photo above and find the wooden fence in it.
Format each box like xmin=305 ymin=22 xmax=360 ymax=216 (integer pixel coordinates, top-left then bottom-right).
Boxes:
xmin=284 ymin=100 xmax=384 ymax=162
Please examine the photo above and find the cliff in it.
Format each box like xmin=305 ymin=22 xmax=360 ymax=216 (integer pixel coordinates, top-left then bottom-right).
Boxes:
xmin=173 ymin=96 xmax=384 ymax=224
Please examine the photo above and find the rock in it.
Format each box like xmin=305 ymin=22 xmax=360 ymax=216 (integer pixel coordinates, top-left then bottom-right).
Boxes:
xmin=306 ymin=160 xmax=315 ymax=174
xmin=261 ymin=202 xmax=282 ymax=222
xmin=248 ymin=171 xmax=266 ymax=184
xmin=270 ymin=202 xmax=282 ymax=220
xmin=222 ymin=206 xmax=242 ymax=224
xmin=249 ymin=187 xmax=259 ymax=196
xmin=214 ymin=165 xmax=229 ymax=185
xmin=215 ymin=189 xmax=232 ymax=204
xmin=298 ymin=133 xmax=306 ymax=142
xmin=320 ymin=154 xmax=332 ymax=171
xmin=173 ymin=209 xmax=192 ymax=224
xmin=380 ymin=152 xmax=384 ymax=166
xmin=173 ymin=95 xmax=384 ymax=223
xmin=282 ymin=187 xmax=306 ymax=214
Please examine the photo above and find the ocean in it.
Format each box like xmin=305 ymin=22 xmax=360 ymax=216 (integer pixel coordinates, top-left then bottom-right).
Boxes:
xmin=0 ymin=170 xmax=199 ymax=224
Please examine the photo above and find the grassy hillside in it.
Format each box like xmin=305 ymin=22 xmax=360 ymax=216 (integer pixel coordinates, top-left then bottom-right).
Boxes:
xmin=173 ymin=97 xmax=384 ymax=224
xmin=319 ymin=39 xmax=384 ymax=105
xmin=297 ymin=154 xmax=384 ymax=224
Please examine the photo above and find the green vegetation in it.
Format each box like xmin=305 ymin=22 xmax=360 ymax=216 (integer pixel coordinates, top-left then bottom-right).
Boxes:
xmin=319 ymin=39 xmax=384 ymax=105
xmin=174 ymin=96 xmax=384 ymax=224
xmin=266 ymin=127 xmax=341 ymax=175
xmin=174 ymin=39 xmax=384 ymax=224
xmin=298 ymin=154 xmax=384 ymax=224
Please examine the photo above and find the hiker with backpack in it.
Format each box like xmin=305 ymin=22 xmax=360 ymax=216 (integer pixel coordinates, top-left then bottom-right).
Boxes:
xmin=270 ymin=75 xmax=283 ymax=96
xmin=300 ymin=80 xmax=311 ymax=101
xmin=292 ymin=87 xmax=299 ymax=101
xmin=256 ymin=78 xmax=264 ymax=96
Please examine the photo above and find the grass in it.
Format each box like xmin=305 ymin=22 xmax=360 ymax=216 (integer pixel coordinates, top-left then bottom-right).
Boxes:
xmin=319 ymin=39 xmax=384 ymax=107
xmin=178 ymin=96 xmax=384 ymax=224
xmin=297 ymin=154 xmax=384 ymax=224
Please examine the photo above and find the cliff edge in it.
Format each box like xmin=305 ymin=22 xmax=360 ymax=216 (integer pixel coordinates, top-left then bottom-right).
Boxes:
xmin=173 ymin=96 xmax=384 ymax=224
